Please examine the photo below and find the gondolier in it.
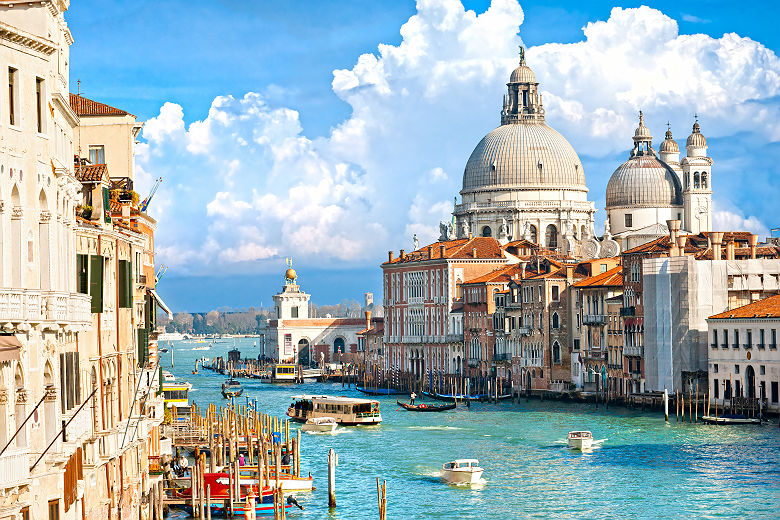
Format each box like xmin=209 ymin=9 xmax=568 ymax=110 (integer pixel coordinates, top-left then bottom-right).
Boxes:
xmin=410 ymin=392 xmax=417 ymax=405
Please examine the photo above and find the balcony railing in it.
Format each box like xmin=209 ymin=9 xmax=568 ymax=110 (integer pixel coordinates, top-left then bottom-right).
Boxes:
xmin=493 ymin=353 xmax=512 ymax=362
xmin=770 ymin=343 xmax=777 ymax=350
xmin=513 ymin=326 xmax=532 ymax=337
xmin=623 ymin=345 xmax=644 ymax=357
xmin=64 ymin=403 xmax=94 ymax=443
xmin=583 ymin=314 xmax=607 ymax=325
xmin=0 ymin=450 xmax=30 ymax=488
xmin=137 ymin=273 xmax=147 ymax=285
xmin=0 ymin=289 xmax=91 ymax=326
xmin=467 ymin=358 xmax=479 ymax=367
xmin=758 ymin=343 xmax=765 ymax=349
xmin=620 ymin=306 xmax=635 ymax=317
xmin=743 ymin=343 xmax=752 ymax=350
xmin=710 ymin=343 xmax=718 ymax=349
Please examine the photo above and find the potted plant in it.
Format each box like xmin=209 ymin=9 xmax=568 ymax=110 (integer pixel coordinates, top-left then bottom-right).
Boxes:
xmin=81 ymin=204 xmax=93 ymax=220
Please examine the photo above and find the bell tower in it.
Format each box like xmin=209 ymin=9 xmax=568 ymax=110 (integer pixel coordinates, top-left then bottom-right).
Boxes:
xmin=681 ymin=118 xmax=713 ymax=234
xmin=273 ymin=258 xmax=310 ymax=320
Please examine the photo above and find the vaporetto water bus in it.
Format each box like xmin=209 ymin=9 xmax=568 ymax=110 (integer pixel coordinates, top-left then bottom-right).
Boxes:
xmin=287 ymin=395 xmax=382 ymax=425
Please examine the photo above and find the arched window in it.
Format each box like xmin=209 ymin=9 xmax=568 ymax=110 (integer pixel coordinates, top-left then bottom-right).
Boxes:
xmin=545 ymin=224 xmax=558 ymax=249
xmin=529 ymin=225 xmax=537 ymax=244
xmin=694 ymin=172 xmax=700 ymax=189
xmin=481 ymin=226 xmax=492 ymax=237
xmin=552 ymin=342 xmax=561 ymax=364
xmin=333 ymin=337 xmax=345 ymax=354
xmin=701 ymin=172 xmax=708 ymax=189
xmin=580 ymin=225 xmax=586 ymax=240
xmin=552 ymin=312 xmax=560 ymax=329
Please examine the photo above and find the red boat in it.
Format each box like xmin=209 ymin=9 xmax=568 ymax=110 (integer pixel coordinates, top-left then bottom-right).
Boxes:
xmin=177 ymin=472 xmax=272 ymax=500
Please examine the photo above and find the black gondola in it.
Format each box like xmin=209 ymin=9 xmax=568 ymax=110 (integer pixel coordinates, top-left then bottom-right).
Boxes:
xmin=396 ymin=400 xmax=456 ymax=412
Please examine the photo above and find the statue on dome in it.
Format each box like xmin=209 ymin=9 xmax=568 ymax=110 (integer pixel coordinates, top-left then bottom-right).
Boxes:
xmin=461 ymin=220 xmax=470 ymax=239
xmin=604 ymin=218 xmax=612 ymax=239
xmin=522 ymin=220 xmax=531 ymax=240
xmin=499 ymin=218 xmax=509 ymax=238
xmin=413 ymin=234 xmax=419 ymax=250
xmin=447 ymin=222 xmax=456 ymax=240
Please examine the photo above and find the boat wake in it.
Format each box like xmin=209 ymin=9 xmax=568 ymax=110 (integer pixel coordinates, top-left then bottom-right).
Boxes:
xmin=302 ymin=428 xmax=352 ymax=436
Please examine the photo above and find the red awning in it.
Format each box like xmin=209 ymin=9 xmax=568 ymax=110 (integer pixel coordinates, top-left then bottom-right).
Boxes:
xmin=0 ymin=335 xmax=21 ymax=362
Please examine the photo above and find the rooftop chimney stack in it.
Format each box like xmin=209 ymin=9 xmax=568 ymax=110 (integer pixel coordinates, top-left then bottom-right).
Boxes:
xmin=365 ymin=310 xmax=371 ymax=331
xmin=666 ymin=219 xmax=681 ymax=244
xmin=388 ymin=250 xmax=394 ymax=263
xmin=726 ymin=240 xmax=735 ymax=261
xmin=439 ymin=244 xmax=446 ymax=258
xmin=472 ymin=248 xmax=477 ymax=258
xmin=676 ymin=235 xmax=687 ymax=255
xmin=749 ymin=234 xmax=758 ymax=259
xmin=565 ymin=264 xmax=575 ymax=284
xmin=711 ymin=232 xmax=724 ymax=260
xmin=519 ymin=260 xmax=528 ymax=278
xmin=400 ymin=249 xmax=405 ymax=260
xmin=428 ymin=245 xmax=433 ymax=259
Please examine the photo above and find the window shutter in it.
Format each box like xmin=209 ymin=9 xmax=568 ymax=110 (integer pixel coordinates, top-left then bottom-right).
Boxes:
xmin=89 ymin=256 xmax=103 ymax=313
xmin=76 ymin=254 xmax=88 ymax=294
xmin=118 ymin=260 xmax=132 ymax=308
xmin=102 ymin=187 xmax=111 ymax=223
xmin=60 ymin=353 xmax=66 ymax=413
xmin=74 ymin=352 xmax=81 ymax=406
xmin=137 ymin=328 xmax=149 ymax=367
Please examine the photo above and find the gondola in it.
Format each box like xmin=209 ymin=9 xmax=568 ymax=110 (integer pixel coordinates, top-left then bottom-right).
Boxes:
xmin=396 ymin=400 xmax=456 ymax=412
xmin=356 ymin=386 xmax=406 ymax=396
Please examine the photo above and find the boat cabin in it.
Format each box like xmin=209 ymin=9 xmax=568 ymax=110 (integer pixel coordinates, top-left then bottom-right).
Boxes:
xmin=443 ymin=459 xmax=480 ymax=470
xmin=567 ymin=431 xmax=592 ymax=439
xmin=162 ymin=383 xmax=191 ymax=408
xmin=287 ymin=395 xmax=381 ymax=425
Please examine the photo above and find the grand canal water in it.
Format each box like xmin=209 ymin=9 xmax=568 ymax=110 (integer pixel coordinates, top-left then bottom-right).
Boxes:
xmin=164 ymin=338 xmax=780 ymax=519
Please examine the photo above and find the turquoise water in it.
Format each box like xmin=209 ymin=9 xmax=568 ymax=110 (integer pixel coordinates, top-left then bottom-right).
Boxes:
xmin=164 ymin=338 xmax=780 ymax=519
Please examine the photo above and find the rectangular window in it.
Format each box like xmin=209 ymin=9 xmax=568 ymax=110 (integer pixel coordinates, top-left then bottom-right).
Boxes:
xmin=713 ymin=379 xmax=719 ymax=398
xmin=724 ymin=380 xmax=731 ymax=399
xmin=89 ymin=145 xmax=106 ymax=165
xmin=76 ymin=254 xmax=89 ymax=294
xmin=713 ymin=363 xmax=718 ymax=374
xmin=712 ymin=330 xmax=718 ymax=348
xmin=746 ymin=329 xmax=752 ymax=349
xmin=21 ymin=506 xmax=30 ymax=520
xmin=772 ymin=329 xmax=777 ymax=348
xmin=624 ymin=213 xmax=632 ymax=228
xmin=36 ymin=77 xmax=45 ymax=133
xmin=772 ymin=381 xmax=778 ymax=403
xmin=291 ymin=306 xmax=298 ymax=318
xmin=89 ymin=255 xmax=104 ymax=313
xmin=573 ymin=338 xmax=580 ymax=351
xmin=551 ymin=285 xmax=559 ymax=301
xmin=8 ymin=67 xmax=18 ymax=126
xmin=48 ymin=499 xmax=60 ymax=520
xmin=759 ymin=329 xmax=765 ymax=348
xmin=760 ymin=365 xmax=765 ymax=375
xmin=735 ymin=364 xmax=740 ymax=374
xmin=722 ymin=329 xmax=728 ymax=348
xmin=733 ymin=330 xmax=739 ymax=349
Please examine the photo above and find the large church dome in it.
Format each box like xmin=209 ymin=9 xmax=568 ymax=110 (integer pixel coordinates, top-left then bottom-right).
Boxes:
xmin=462 ymin=123 xmax=587 ymax=193
xmin=461 ymin=52 xmax=586 ymax=195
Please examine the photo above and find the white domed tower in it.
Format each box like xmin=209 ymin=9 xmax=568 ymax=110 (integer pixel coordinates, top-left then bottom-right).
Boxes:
xmin=681 ymin=118 xmax=713 ymax=234
xmin=605 ymin=112 xmax=684 ymax=249
xmin=453 ymin=48 xmax=596 ymax=250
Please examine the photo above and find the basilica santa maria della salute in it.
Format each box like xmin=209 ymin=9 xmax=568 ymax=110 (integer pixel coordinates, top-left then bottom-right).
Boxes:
xmin=441 ymin=49 xmax=713 ymax=256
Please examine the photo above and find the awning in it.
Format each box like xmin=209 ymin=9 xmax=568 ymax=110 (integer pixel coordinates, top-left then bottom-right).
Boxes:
xmin=148 ymin=289 xmax=173 ymax=320
xmin=0 ymin=335 xmax=22 ymax=363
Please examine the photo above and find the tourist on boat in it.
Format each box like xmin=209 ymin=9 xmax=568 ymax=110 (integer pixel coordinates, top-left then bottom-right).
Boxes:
xmin=282 ymin=450 xmax=291 ymax=466
xmin=410 ymin=392 xmax=417 ymax=405
xmin=239 ymin=453 xmax=245 ymax=466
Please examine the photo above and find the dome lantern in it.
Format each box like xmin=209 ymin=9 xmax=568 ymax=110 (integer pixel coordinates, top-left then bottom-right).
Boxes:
xmin=501 ymin=46 xmax=545 ymax=125
xmin=686 ymin=116 xmax=707 ymax=157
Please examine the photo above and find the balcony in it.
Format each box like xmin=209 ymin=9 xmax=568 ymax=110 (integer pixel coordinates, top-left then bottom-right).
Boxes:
xmin=467 ymin=358 xmax=479 ymax=367
xmin=623 ymin=345 xmax=644 ymax=357
xmin=64 ymin=403 xmax=94 ymax=443
xmin=620 ymin=306 xmax=635 ymax=317
xmin=710 ymin=343 xmax=718 ymax=349
xmin=0 ymin=449 xmax=30 ymax=489
xmin=583 ymin=314 xmax=607 ymax=326
xmin=137 ymin=273 xmax=147 ymax=285
xmin=771 ymin=343 xmax=777 ymax=350
xmin=0 ymin=289 xmax=91 ymax=327
xmin=743 ymin=343 xmax=752 ymax=350
xmin=758 ymin=343 xmax=765 ymax=350
xmin=493 ymin=352 xmax=512 ymax=362
xmin=444 ymin=334 xmax=463 ymax=343
xmin=512 ymin=326 xmax=532 ymax=337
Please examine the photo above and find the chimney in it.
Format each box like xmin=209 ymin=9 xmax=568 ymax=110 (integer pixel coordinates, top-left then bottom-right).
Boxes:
xmin=365 ymin=310 xmax=371 ymax=331
xmin=388 ymin=250 xmax=394 ymax=263
xmin=468 ymin=232 xmax=473 ymax=239
xmin=472 ymin=248 xmax=477 ymax=258
xmin=439 ymin=244 xmax=446 ymax=258
xmin=749 ymin=234 xmax=758 ymax=259
xmin=666 ymin=219 xmax=681 ymax=244
xmin=711 ymin=232 xmax=724 ymax=260
xmin=428 ymin=245 xmax=433 ymax=259
xmin=400 ymin=249 xmax=405 ymax=260
xmin=676 ymin=235 xmax=687 ymax=256
xmin=519 ymin=260 xmax=528 ymax=279
xmin=726 ymin=240 xmax=735 ymax=261
xmin=566 ymin=264 xmax=574 ymax=284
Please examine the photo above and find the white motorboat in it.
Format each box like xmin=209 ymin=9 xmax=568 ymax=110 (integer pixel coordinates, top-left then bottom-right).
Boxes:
xmin=567 ymin=431 xmax=593 ymax=450
xmin=441 ymin=459 xmax=483 ymax=485
xmin=301 ymin=417 xmax=337 ymax=433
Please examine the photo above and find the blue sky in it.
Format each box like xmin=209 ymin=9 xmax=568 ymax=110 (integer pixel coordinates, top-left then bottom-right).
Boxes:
xmin=67 ymin=1 xmax=780 ymax=312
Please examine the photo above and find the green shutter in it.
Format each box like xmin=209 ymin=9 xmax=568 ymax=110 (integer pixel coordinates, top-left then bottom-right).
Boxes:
xmin=137 ymin=328 xmax=149 ymax=367
xmin=102 ymin=187 xmax=111 ymax=223
xmin=118 ymin=260 xmax=132 ymax=308
xmin=89 ymin=255 xmax=104 ymax=313
xmin=76 ymin=255 xmax=88 ymax=294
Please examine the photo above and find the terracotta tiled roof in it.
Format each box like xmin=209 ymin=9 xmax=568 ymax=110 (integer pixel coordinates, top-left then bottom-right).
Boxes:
xmin=462 ymin=264 xmax=525 ymax=285
xmin=571 ymin=266 xmax=623 ymax=288
xmin=709 ymin=294 xmax=780 ymax=320
xmin=622 ymin=235 xmax=702 ymax=255
xmin=74 ymin=163 xmax=108 ymax=182
xmin=383 ymin=237 xmax=505 ymax=264
xmin=69 ymin=93 xmax=133 ymax=117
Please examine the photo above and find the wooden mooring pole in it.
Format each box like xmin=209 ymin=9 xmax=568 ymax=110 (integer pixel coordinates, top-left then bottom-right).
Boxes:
xmin=328 ymin=448 xmax=337 ymax=508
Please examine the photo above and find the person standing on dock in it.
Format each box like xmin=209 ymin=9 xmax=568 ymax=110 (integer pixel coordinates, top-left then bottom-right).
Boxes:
xmin=410 ymin=392 xmax=417 ymax=405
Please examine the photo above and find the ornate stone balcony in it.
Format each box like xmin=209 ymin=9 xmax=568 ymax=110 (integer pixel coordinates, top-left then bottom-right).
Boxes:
xmin=0 ymin=289 xmax=91 ymax=329
xmin=583 ymin=314 xmax=608 ymax=326
xmin=0 ymin=449 xmax=30 ymax=489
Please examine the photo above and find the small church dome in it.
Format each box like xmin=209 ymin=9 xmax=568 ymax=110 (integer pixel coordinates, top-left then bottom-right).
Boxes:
xmin=686 ymin=121 xmax=707 ymax=148
xmin=660 ymin=128 xmax=679 ymax=153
